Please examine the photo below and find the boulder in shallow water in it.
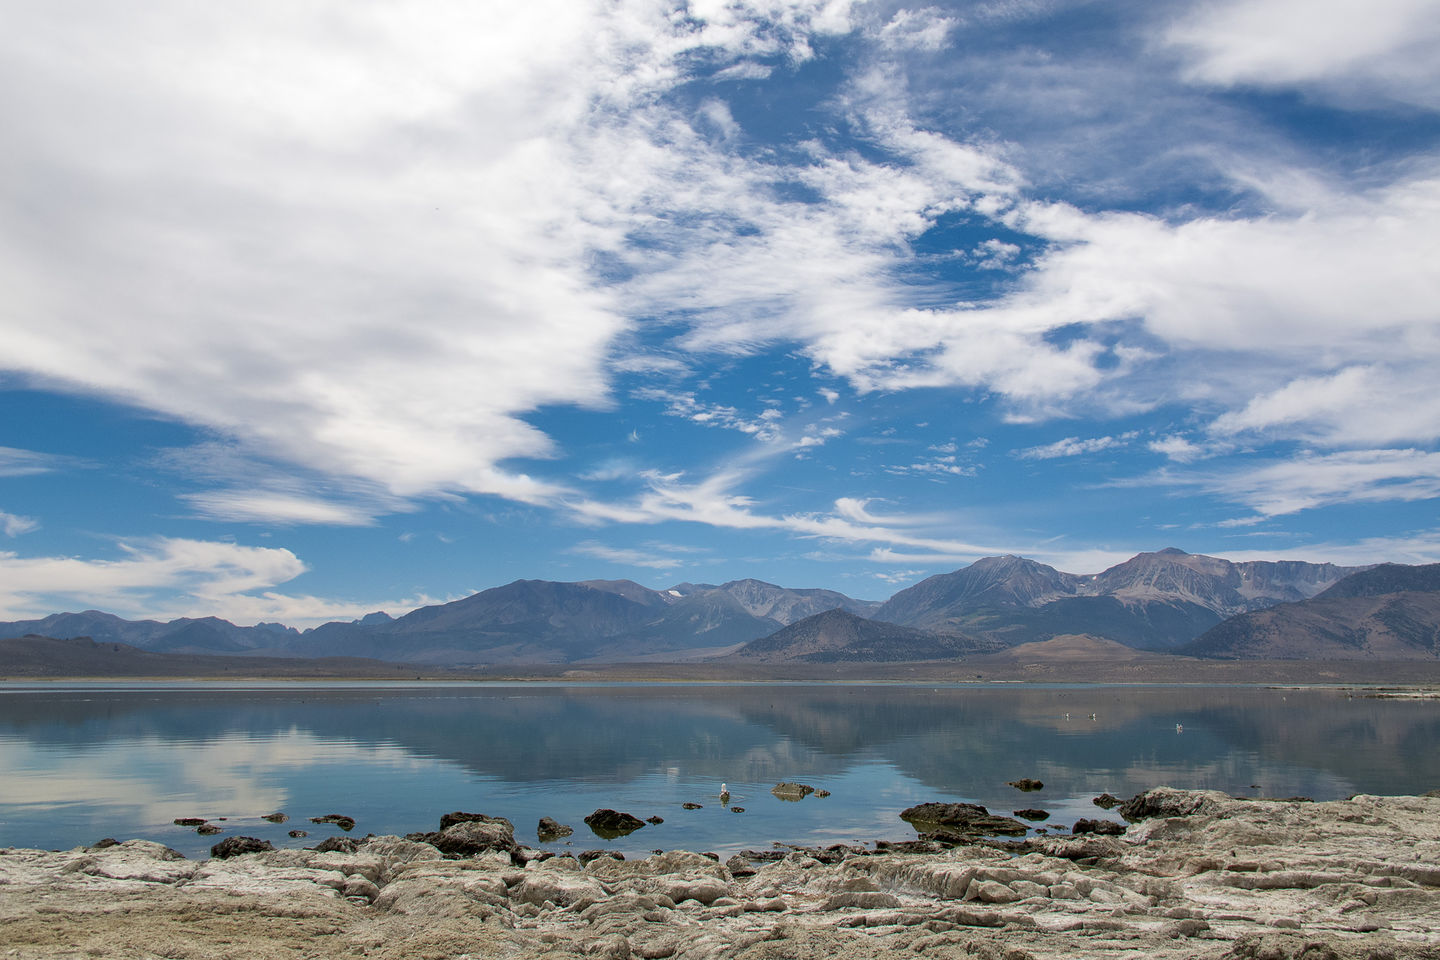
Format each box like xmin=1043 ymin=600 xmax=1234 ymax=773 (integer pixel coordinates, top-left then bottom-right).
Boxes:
xmin=1014 ymin=808 xmax=1050 ymax=821
xmin=261 ymin=812 xmax=288 ymax=823
xmin=584 ymin=809 xmax=646 ymax=838
xmin=537 ymin=816 xmax=573 ymax=842
xmin=308 ymin=814 xmax=356 ymax=831
xmin=412 ymin=815 xmax=518 ymax=858
xmin=311 ymin=835 xmax=360 ymax=853
xmin=771 ymin=782 xmax=815 ymax=801
xmin=1007 ymin=778 xmax=1044 ymax=792
xmin=1072 ymin=818 xmax=1125 ymax=836
xmin=1092 ymin=793 xmax=1122 ymax=809
xmin=210 ymin=836 xmax=273 ymax=859
xmin=1119 ymin=787 xmax=1225 ymax=822
xmin=900 ymin=801 xmax=1029 ymax=837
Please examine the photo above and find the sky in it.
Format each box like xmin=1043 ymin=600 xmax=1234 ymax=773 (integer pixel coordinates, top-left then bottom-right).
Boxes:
xmin=3 ymin=0 xmax=1440 ymax=628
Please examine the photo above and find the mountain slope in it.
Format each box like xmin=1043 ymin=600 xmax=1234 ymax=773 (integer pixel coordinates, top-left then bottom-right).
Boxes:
xmin=875 ymin=549 xmax=1360 ymax=651
xmin=726 ymin=609 xmax=1000 ymax=663
xmin=1182 ymin=564 xmax=1440 ymax=660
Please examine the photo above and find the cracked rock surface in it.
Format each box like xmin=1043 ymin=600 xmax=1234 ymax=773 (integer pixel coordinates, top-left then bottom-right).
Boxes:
xmin=2 ymin=790 xmax=1438 ymax=959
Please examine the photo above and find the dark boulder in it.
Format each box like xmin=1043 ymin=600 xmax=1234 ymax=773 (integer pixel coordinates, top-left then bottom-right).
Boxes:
xmin=1013 ymin=808 xmax=1050 ymax=821
xmin=196 ymin=823 xmax=222 ymax=835
xmin=900 ymin=801 xmax=1029 ymax=837
xmin=578 ymin=849 xmax=625 ymax=865
xmin=1007 ymin=779 xmax=1044 ymax=792
xmin=537 ymin=816 xmax=573 ymax=842
xmin=411 ymin=814 xmax=518 ymax=858
xmin=682 ymin=802 xmax=703 ymax=810
xmin=1119 ymin=788 xmax=1222 ymax=822
xmin=261 ymin=812 xmax=289 ymax=823
xmin=288 ymin=830 xmax=308 ymax=838
xmin=211 ymin=836 xmax=274 ymax=859
xmin=771 ymin=782 xmax=815 ymax=801
xmin=309 ymin=814 xmax=356 ymax=831
xmin=1092 ymin=793 xmax=1122 ymax=809
xmin=174 ymin=817 xmax=207 ymax=826
xmin=312 ymin=836 xmax=360 ymax=853
xmin=1072 ymin=819 xmax=1125 ymax=836
xmin=646 ymin=815 xmax=664 ymax=824
xmin=584 ymin=809 xmax=646 ymax=838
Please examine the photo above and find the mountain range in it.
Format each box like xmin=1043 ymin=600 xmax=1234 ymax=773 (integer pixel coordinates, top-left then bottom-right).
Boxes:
xmin=6 ymin=549 xmax=1440 ymax=666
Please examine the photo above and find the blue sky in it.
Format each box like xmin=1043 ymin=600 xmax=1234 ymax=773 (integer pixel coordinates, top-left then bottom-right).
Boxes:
xmin=3 ymin=0 xmax=1440 ymax=627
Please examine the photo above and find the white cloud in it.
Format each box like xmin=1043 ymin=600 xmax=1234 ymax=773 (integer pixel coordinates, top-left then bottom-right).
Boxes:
xmin=0 ymin=0 xmax=873 ymax=514
xmin=1016 ymin=433 xmax=1136 ymax=460
xmin=0 ymin=536 xmax=430 ymax=628
xmin=1165 ymin=0 xmax=1440 ymax=109
xmin=713 ymin=61 xmax=774 ymax=82
xmin=568 ymin=540 xmax=696 ymax=571
xmin=1149 ymin=435 xmax=1209 ymax=463
xmin=0 ymin=447 xmax=79 ymax=478
xmin=0 ymin=510 xmax=39 ymax=536
xmin=1161 ymin=449 xmax=1440 ymax=518
xmin=877 ymin=8 xmax=956 ymax=51
xmin=1209 ymin=365 xmax=1440 ymax=446
xmin=181 ymin=490 xmax=382 ymax=526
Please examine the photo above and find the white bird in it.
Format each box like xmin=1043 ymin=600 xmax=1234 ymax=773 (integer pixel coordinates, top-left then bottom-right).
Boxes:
xmin=719 ymin=783 xmax=730 ymax=801
xmin=1175 ymin=723 xmax=1183 ymax=733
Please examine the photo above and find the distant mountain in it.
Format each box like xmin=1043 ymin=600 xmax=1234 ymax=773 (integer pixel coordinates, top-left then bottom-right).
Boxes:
xmin=726 ymin=609 xmax=1000 ymax=663
xmin=1313 ymin=563 xmax=1440 ymax=599
xmin=0 ymin=634 xmax=420 ymax=678
xmin=0 ymin=552 xmax=1381 ymax=667
xmin=876 ymin=549 xmax=1361 ymax=651
xmin=7 ymin=577 xmax=878 ymax=666
xmin=0 ymin=610 xmax=300 ymax=654
xmin=1181 ymin=564 xmax=1440 ymax=660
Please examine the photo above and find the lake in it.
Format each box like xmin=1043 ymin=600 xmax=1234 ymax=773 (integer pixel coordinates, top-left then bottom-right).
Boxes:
xmin=1 ymin=681 xmax=1436 ymax=860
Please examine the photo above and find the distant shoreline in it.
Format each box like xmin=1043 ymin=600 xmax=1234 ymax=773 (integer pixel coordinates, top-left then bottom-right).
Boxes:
xmin=7 ymin=658 xmax=1440 ymax=686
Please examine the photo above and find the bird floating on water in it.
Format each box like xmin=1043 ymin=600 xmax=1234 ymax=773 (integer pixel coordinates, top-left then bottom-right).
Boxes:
xmin=719 ymin=783 xmax=730 ymax=802
xmin=1176 ymin=723 xmax=1183 ymax=733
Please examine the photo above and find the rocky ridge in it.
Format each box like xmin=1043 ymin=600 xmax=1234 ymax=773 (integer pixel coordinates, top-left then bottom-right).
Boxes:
xmin=2 ymin=789 xmax=1437 ymax=959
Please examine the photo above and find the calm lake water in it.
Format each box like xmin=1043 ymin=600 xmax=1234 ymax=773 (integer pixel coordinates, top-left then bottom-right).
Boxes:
xmin=1 ymin=682 xmax=1436 ymax=860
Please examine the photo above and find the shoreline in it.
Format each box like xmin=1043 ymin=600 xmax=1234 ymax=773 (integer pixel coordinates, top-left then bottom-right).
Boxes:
xmin=3 ymin=788 xmax=1438 ymax=959
xmin=7 ymin=658 xmax=1440 ymax=685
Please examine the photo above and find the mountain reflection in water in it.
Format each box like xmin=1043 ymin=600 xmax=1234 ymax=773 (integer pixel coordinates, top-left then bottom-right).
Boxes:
xmin=1 ymin=683 xmax=1435 ymax=859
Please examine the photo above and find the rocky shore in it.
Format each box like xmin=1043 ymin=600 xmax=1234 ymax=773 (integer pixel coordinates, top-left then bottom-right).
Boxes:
xmin=3 ymin=789 xmax=1438 ymax=959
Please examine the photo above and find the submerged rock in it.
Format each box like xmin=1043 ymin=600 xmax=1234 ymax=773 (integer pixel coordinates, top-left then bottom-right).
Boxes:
xmin=584 ymin=809 xmax=646 ymax=838
xmin=1007 ymin=778 xmax=1044 ymax=792
xmin=308 ymin=814 xmax=356 ymax=831
xmin=1093 ymin=793 xmax=1123 ymax=809
xmin=900 ymin=801 xmax=1029 ymax=837
xmin=173 ymin=818 xmax=207 ymax=827
xmin=261 ymin=812 xmax=288 ymax=824
xmin=196 ymin=823 xmax=222 ymax=836
xmin=1072 ymin=818 xmax=1125 ymax=836
xmin=771 ymin=782 xmax=815 ymax=801
xmin=1014 ymin=808 xmax=1050 ymax=821
xmin=537 ymin=817 xmax=573 ymax=842
xmin=682 ymin=802 xmax=703 ymax=810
